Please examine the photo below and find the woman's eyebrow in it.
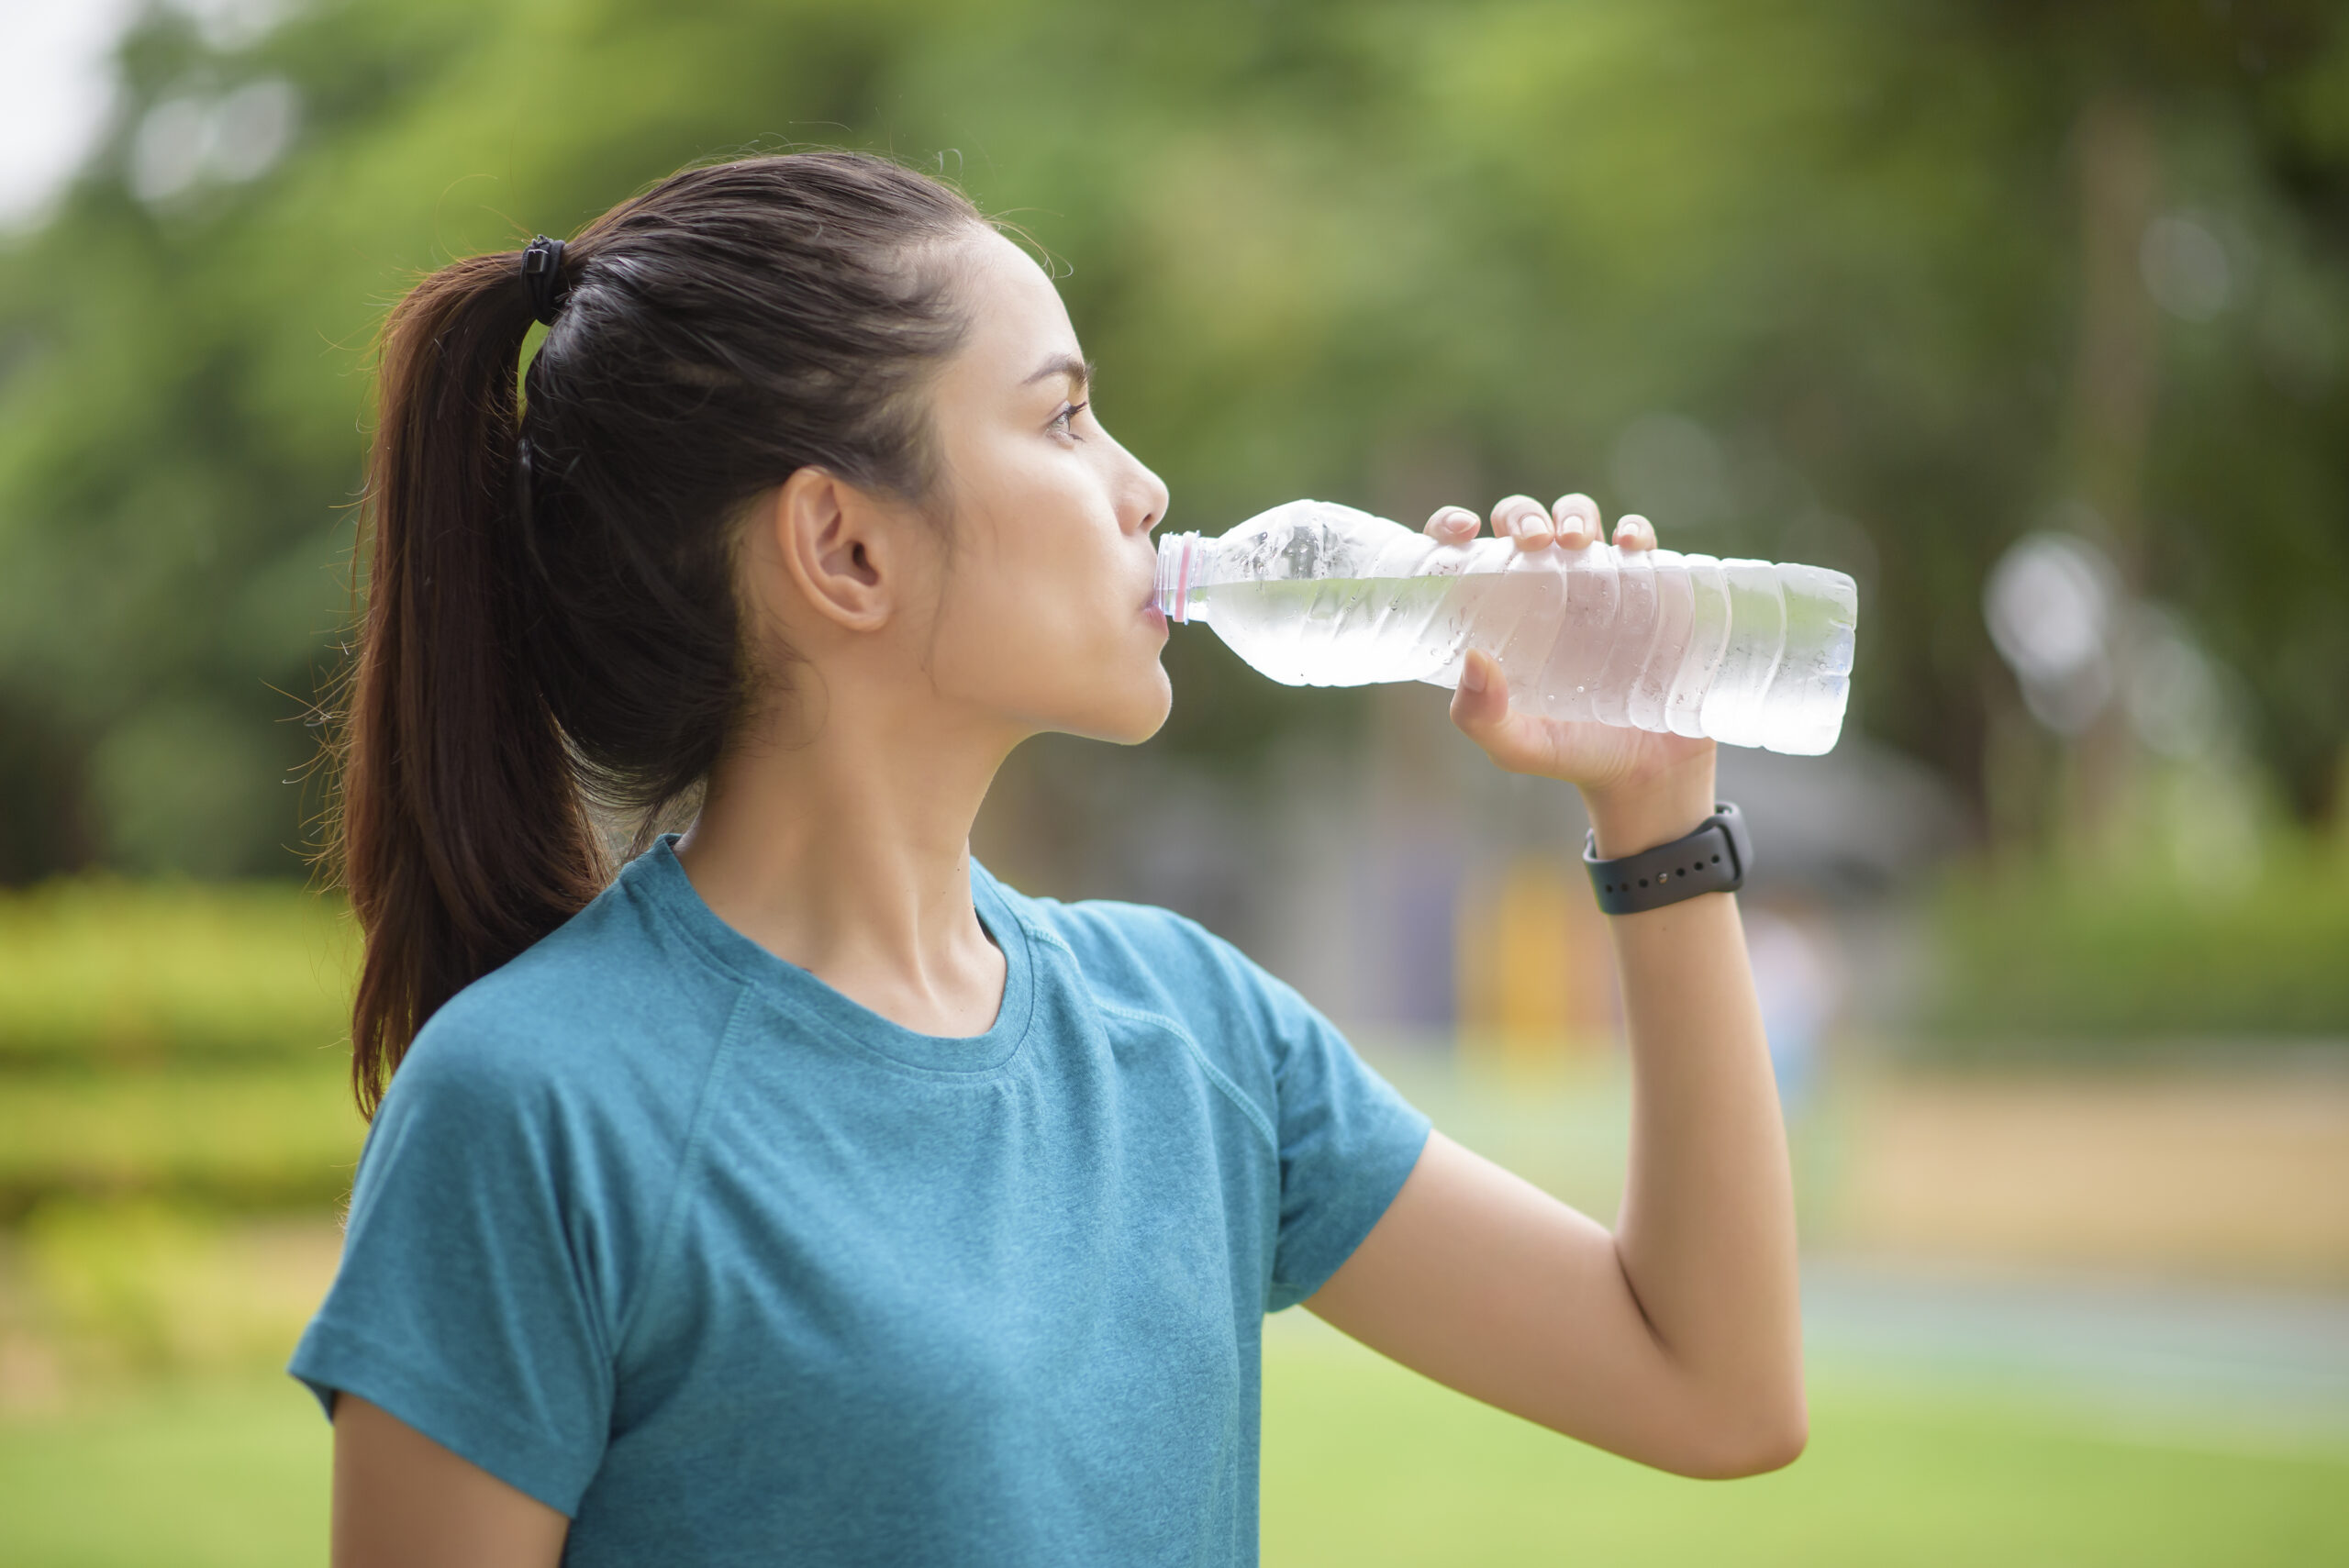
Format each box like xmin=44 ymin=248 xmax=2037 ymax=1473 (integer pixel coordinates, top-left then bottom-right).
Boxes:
xmin=1022 ymin=352 xmax=1093 ymax=392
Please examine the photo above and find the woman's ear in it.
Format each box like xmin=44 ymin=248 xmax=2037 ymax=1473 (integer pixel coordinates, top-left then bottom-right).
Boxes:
xmin=764 ymin=466 xmax=918 ymax=634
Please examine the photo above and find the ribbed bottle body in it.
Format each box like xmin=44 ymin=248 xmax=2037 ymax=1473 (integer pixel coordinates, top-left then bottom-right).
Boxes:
xmin=1155 ymin=499 xmax=1857 ymax=756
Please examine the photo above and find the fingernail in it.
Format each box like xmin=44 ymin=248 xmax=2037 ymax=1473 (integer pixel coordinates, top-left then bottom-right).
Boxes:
xmin=1460 ymin=655 xmax=1488 ymax=695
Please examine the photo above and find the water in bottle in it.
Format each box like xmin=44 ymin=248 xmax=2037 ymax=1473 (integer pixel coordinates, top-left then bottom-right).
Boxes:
xmin=1153 ymin=498 xmax=1857 ymax=755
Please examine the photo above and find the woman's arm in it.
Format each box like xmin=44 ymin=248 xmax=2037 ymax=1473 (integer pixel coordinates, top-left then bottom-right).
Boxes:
xmin=332 ymin=1396 xmax=571 ymax=1567
xmin=1302 ymin=495 xmax=1806 ymax=1479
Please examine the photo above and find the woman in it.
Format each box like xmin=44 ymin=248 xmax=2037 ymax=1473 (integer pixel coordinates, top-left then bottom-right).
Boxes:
xmin=295 ymin=150 xmax=1803 ymax=1567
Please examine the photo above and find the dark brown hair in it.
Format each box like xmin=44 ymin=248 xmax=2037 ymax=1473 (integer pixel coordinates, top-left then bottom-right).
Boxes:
xmin=334 ymin=151 xmax=984 ymax=1115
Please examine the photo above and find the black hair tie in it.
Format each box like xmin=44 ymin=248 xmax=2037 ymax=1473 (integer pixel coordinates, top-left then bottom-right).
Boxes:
xmin=519 ymin=235 xmax=570 ymax=325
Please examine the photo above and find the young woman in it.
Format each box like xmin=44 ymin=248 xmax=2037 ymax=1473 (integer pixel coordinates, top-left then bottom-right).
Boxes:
xmin=295 ymin=150 xmax=1803 ymax=1567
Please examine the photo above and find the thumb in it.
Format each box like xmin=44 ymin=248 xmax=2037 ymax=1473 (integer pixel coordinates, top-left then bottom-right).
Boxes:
xmin=1448 ymin=648 xmax=1513 ymax=743
xmin=1450 ymin=649 xmax=1554 ymax=776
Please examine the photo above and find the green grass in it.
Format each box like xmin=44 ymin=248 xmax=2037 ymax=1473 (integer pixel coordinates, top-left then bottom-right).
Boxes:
xmin=1262 ymin=1325 xmax=2349 ymax=1567
xmin=3 ymin=1336 xmax=2342 ymax=1566
xmin=0 ymin=1376 xmax=330 ymax=1568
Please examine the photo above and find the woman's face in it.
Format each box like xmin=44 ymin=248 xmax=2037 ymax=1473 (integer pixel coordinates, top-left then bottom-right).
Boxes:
xmin=918 ymin=228 xmax=1173 ymax=746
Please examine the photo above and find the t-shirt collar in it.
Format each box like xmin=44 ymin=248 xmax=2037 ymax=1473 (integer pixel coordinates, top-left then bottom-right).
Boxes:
xmin=623 ymin=834 xmax=1037 ymax=1076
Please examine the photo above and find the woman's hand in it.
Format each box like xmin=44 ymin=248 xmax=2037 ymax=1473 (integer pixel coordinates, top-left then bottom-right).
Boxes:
xmin=1424 ymin=493 xmax=1718 ymax=855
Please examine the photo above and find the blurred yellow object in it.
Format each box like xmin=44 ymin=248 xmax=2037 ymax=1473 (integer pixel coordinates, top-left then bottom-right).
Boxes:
xmin=1453 ymin=854 xmax=1615 ymax=1068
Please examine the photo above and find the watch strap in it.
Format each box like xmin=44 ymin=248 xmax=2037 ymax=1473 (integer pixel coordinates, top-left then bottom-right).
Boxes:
xmin=1583 ymin=802 xmax=1750 ymax=916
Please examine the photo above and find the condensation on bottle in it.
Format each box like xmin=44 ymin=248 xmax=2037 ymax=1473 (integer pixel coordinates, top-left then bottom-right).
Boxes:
xmin=1153 ymin=498 xmax=1858 ymax=756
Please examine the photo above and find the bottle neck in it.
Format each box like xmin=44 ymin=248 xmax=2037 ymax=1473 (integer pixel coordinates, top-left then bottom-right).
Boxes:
xmin=1153 ymin=531 xmax=1205 ymax=623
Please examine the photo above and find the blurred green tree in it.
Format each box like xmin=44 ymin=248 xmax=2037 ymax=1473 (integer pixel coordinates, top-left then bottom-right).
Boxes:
xmin=0 ymin=0 xmax=2341 ymax=879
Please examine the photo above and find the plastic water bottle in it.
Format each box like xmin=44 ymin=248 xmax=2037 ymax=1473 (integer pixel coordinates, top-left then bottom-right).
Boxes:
xmin=1154 ymin=499 xmax=1858 ymax=755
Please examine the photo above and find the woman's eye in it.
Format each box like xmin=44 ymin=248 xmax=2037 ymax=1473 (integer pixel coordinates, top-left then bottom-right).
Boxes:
xmin=1050 ymin=401 xmax=1088 ymax=439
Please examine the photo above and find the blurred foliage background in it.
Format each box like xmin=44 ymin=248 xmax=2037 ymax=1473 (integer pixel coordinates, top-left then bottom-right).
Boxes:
xmin=3 ymin=1 xmax=2348 ymax=1563
xmin=2 ymin=0 xmax=2346 ymax=879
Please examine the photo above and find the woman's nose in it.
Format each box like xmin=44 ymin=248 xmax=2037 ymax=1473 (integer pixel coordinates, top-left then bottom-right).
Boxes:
xmin=1128 ymin=458 xmax=1170 ymax=537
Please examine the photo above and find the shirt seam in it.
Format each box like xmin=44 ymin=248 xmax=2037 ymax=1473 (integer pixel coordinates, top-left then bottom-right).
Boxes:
xmin=1090 ymin=998 xmax=1279 ymax=1157
xmin=608 ymin=982 xmax=752 ymax=1366
xmin=1023 ymin=918 xmax=1079 ymax=962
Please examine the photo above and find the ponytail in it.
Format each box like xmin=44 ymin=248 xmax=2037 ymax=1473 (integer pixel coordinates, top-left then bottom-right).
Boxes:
xmin=340 ymin=254 xmax=606 ymax=1115
xmin=328 ymin=152 xmax=985 ymax=1116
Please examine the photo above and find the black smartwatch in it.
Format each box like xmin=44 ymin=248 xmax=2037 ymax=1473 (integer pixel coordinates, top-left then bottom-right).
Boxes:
xmin=1582 ymin=802 xmax=1750 ymax=916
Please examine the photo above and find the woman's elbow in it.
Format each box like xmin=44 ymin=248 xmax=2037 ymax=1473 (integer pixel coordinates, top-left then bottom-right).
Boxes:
xmin=1644 ymin=1396 xmax=1809 ymax=1480
xmin=1714 ymin=1409 xmax=1809 ymax=1477
xmin=1687 ymin=1402 xmax=1809 ymax=1479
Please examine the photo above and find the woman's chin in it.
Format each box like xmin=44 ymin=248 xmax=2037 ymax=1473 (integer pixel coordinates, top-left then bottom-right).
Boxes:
xmin=1129 ymin=668 xmax=1176 ymax=741
xmin=1051 ymin=672 xmax=1173 ymax=746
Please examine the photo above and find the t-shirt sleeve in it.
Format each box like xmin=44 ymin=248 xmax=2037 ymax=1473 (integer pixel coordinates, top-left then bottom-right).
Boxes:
xmin=286 ymin=1033 xmax=618 ymax=1516
xmin=1209 ymin=942 xmax=1432 ymax=1313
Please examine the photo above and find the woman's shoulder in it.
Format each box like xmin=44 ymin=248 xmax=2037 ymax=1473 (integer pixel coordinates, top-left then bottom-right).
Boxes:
xmin=990 ymin=874 xmax=1216 ymax=970
xmin=397 ymin=872 xmax=739 ymax=1115
xmin=982 ymin=871 xmax=1300 ymax=1027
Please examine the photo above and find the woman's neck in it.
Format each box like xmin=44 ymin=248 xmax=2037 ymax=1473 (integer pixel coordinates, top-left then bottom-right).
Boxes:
xmin=673 ymin=688 xmax=1017 ymax=1039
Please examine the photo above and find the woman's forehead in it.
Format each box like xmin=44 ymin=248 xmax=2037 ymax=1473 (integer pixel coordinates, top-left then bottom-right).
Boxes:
xmin=955 ymin=230 xmax=1081 ymax=378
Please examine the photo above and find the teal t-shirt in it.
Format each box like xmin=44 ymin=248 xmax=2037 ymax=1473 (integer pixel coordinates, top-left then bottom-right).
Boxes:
xmin=289 ymin=837 xmax=1431 ymax=1566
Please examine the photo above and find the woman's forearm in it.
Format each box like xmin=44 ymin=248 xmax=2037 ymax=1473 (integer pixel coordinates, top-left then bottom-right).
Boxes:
xmin=1586 ymin=766 xmax=1807 ymax=1462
